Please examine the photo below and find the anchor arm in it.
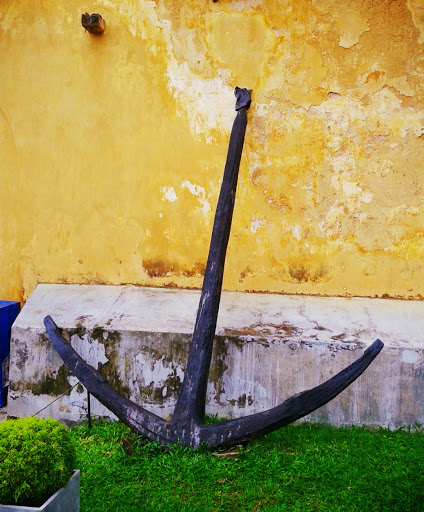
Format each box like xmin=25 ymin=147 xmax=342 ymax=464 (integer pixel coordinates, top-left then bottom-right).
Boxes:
xmin=198 ymin=339 xmax=384 ymax=449
xmin=44 ymin=315 xmax=175 ymax=444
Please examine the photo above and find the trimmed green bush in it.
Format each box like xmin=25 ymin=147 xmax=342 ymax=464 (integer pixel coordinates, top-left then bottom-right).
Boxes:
xmin=0 ymin=416 xmax=76 ymax=507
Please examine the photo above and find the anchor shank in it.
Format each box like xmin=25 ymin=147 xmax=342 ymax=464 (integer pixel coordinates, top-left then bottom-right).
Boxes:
xmin=172 ymin=89 xmax=251 ymax=425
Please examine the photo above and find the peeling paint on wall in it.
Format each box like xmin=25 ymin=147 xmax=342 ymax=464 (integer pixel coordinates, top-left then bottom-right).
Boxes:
xmin=337 ymin=11 xmax=370 ymax=49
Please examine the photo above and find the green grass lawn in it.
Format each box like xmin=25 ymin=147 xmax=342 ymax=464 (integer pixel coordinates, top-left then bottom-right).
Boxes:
xmin=70 ymin=420 xmax=424 ymax=512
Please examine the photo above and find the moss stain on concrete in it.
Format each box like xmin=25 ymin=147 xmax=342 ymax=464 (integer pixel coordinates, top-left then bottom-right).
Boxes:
xmin=32 ymin=364 xmax=72 ymax=396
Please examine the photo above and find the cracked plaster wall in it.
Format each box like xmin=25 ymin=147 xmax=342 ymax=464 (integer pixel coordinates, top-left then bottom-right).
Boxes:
xmin=1 ymin=0 xmax=424 ymax=303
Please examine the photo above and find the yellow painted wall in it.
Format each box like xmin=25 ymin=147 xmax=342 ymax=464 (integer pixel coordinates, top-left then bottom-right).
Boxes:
xmin=1 ymin=0 xmax=424 ymax=303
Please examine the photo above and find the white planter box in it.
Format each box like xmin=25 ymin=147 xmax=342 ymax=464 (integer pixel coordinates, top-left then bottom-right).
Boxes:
xmin=0 ymin=470 xmax=79 ymax=512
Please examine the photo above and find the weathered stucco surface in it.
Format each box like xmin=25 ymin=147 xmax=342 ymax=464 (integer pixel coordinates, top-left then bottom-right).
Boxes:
xmin=8 ymin=285 xmax=424 ymax=427
xmin=0 ymin=1 xmax=424 ymax=303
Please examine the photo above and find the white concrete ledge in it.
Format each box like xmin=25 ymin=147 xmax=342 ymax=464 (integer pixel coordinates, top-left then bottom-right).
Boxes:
xmin=8 ymin=284 xmax=424 ymax=428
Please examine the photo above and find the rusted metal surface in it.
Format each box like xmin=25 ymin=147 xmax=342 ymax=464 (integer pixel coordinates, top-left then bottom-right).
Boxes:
xmin=44 ymin=88 xmax=384 ymax=449
xmin=81 ymin=13 xmax=105 ymax=35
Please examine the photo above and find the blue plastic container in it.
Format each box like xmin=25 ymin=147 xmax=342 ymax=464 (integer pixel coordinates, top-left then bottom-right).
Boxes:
xmin=0 ymin=301 xmax=20 ymax=407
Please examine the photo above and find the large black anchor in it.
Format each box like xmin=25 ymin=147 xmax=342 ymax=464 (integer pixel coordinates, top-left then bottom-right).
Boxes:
xmin=45 ymin=88 xmax=383 ymax=449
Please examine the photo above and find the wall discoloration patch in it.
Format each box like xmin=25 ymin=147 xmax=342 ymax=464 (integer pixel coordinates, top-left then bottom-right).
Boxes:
xmin=32 ymin=364 xmax=72 ymax=397
xmin=142 ymin=259 xmax=206 ymax=279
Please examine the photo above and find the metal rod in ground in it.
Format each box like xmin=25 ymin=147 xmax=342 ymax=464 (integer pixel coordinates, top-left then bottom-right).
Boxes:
xmin=87 ymin=390 xmax=92 ymax=429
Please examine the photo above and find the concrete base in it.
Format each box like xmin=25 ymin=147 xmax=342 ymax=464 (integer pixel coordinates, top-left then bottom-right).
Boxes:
xmin=8 ymin=284 xmax=424 ymax=428
xmin=0 ymin=470 xmax=79 ymax=512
